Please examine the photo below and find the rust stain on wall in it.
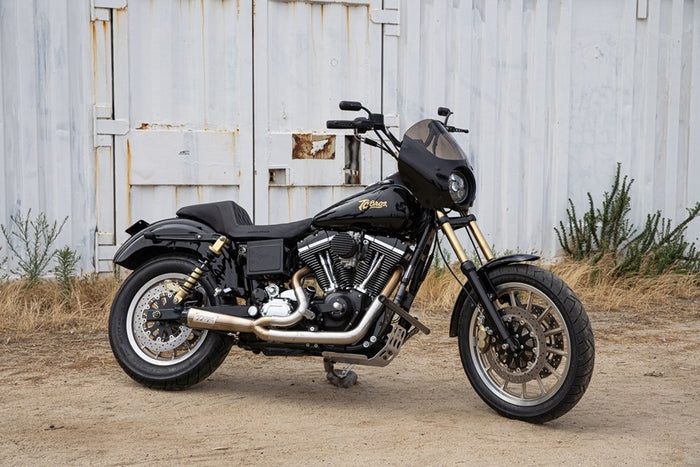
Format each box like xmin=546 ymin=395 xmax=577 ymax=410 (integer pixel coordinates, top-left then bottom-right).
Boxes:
xmin=292 ymin=133 xmax=335 ymax=160
xmin=91 ymin=24 xmax=97 ymax=92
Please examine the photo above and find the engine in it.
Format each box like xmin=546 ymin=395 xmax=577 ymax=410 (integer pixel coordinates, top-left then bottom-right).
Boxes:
xmin=298 ymin=231 xmax=410 ymax=297
xmin=246 ymin=232 xmax=411 ymax=333
xmin=296 ymin=231 xmax=411 ymax=331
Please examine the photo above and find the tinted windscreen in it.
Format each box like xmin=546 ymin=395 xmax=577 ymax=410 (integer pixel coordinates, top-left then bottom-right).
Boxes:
xmin=400 ymin=120 xmax=468 ymax=161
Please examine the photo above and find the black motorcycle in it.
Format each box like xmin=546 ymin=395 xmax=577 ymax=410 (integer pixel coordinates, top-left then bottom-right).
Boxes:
xmin=108 ymin=102 xmax=594 ymax=423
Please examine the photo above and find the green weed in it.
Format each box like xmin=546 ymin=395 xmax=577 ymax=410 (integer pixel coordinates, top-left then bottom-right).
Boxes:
xmin=555 ymin=163 xmax=700 ymax=277
xmin=1 ymin=210 xmax=68 ymax=285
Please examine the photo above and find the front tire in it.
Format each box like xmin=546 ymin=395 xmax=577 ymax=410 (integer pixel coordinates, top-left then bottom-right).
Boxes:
xmin=108 ymin=255 xmax=233 ymax=390
xmin=457 ymin=264 xmax=594 ymax=423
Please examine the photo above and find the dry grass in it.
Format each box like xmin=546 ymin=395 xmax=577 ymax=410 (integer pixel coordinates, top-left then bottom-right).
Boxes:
xmin=0 ymin=276 xmax=120 ymax=339
xmin=1 ymin=259 xmax=697 ymax=341
xmin=550 ymin=259 xmax=699 ymax=313
xmin=414 ymin=265 xmax=465 ymax=314
xmin=414 ymin=259 xmax=700 ymax=315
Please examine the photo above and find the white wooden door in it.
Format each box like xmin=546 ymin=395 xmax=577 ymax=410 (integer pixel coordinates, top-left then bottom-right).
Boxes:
xmin=101 ymin=0 xmax=255 ymax=271
xmin=99 ymin=0 xmax=399 ymax=271
xmin=252 ymin=0 xmax=398 ymax=224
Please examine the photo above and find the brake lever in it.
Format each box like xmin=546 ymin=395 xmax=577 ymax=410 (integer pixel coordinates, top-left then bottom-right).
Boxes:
xmin=446 ymin=125 xmax=469 ymax=134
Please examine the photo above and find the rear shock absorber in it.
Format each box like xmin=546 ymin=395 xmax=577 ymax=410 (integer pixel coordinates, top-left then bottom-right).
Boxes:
xmin=172 ymin=235 xmax=228 ymax=305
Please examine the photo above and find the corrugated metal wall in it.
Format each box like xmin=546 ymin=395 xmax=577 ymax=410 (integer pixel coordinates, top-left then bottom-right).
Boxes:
xmin=396 ymin=0 xmax=700 ymax=255
xmin=0 ymin=0 xmax=698 ymax=274
xmin=0 ymin=1 xmax=94 ymax=272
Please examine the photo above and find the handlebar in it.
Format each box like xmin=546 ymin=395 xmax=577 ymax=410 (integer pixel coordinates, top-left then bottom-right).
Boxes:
xmin=326 ymin=116 xmax=380 ymax=132
xmin=327 ymin=100 xmax=400 ymax=154
xmin=326 ymin=101 xmax=468 ymax=159
xmin=326 ymin=119 xmax=358 ymax=129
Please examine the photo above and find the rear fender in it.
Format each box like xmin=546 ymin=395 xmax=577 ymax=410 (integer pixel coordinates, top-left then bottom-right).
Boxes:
xmin=448 ymin=254 xmax=539 ymax=337
xmin=113 ymin=218 xmax=222 ymax=270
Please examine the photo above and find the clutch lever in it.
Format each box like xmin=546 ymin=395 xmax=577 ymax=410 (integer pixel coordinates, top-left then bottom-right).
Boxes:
xmin=446 ymin=125 xmax=469 ymax=134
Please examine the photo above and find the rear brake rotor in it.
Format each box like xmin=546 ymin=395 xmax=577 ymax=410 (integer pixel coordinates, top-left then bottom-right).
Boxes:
xmin=132 ymin=280 xmax=193 ymax=353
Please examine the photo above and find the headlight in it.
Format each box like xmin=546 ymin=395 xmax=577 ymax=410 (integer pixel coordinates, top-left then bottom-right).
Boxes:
xmin=448 ymin=171 xmax=468 ymax=204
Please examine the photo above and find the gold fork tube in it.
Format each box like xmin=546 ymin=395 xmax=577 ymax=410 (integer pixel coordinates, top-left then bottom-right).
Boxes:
xmin=466 ymin=217 xmax=494 ymax=261
xmin=436 ymin=210 xmax=469 ymax=263
xmin=437 ymin=210 xmax=495 ymax=263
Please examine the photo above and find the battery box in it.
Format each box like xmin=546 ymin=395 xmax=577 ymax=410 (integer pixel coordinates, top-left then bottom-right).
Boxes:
xmin=245 ymin=239 xmax=287 ymax=276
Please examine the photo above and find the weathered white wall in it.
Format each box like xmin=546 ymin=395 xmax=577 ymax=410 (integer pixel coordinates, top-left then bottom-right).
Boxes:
xmin=0 ymin=0 xmax=698 ymax=274
xmin=0 ymin=1 xmax=94 ymax=273
xmin=396 ymin=0 xmax=700 ymax=255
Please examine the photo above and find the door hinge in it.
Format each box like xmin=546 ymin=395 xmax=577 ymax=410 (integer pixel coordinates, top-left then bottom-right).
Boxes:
xmin=96 ymin=119 xmax=129 ymax=135
xmin=370 ymin=2 xmax=399 ymax=36
xmin=93 ymin=106 xmax=129 ymax=147
xmin=370 ymin=9 xmax=399 ymax=25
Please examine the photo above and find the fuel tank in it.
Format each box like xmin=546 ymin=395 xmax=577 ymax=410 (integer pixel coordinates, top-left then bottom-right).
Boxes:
xmin=312 ymin=175 xmax=424 ymax=237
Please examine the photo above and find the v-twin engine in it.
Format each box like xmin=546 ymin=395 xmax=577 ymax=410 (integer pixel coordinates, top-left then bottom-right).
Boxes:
xmin=297 ymin=231 xmax=410 ymax=298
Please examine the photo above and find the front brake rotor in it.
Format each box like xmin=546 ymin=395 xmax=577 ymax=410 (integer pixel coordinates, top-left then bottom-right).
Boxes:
xmin=483 ymin=306 xmax=547 ymax=384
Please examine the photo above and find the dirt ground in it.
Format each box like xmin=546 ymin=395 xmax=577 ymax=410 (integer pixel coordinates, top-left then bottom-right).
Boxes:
xmin=1 ymin=300 xmax=699 ymax=466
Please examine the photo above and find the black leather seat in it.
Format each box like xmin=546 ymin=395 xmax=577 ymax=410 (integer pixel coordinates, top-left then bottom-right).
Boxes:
xmin=230 ymin=219 xmax=314 ymax=240
xmin=176 ymin=201 xmax=313 ymax=241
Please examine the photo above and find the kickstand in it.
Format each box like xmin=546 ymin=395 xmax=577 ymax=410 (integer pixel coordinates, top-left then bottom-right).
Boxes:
xmin=323 ymin=357 xmax=358 ymax=388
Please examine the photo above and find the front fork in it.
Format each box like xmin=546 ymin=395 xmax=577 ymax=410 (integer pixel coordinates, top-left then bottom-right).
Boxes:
xmin=436 ymin=210 xmax=519 ymax=352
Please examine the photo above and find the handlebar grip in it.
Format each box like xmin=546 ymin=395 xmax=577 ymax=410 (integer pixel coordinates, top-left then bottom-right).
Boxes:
xmin=326 ymin=120 xmax=357 ymax=129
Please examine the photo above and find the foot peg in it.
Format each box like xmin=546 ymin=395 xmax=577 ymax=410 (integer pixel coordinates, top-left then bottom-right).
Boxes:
xmin=324 ymin=358 xmax=358 ymax=388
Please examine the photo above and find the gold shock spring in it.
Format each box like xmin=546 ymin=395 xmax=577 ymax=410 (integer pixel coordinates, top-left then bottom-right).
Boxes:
xmin=172 ymin=236 xmax=227 ymax=305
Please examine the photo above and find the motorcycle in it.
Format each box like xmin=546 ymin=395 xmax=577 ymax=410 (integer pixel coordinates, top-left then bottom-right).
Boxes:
xmin=108 ymin=101 xmax=594 ymax=423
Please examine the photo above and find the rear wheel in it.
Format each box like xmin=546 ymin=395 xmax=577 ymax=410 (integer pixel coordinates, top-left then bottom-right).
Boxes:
xmin=108 ymin=255 xmax=233 ymax=390
xmin=457 ymin=264 xmax=594 ymax=423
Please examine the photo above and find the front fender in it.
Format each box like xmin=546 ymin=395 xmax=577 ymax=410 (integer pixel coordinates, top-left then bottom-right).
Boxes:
xmin=114 ymin=218 xmax=221 ymax=270
xmin=448 ymin=254 xmax=539 ymax=337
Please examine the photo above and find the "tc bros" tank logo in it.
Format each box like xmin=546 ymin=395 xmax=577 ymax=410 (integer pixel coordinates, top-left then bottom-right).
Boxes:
xmin=358 ymin=199 xmax=388 ymax=211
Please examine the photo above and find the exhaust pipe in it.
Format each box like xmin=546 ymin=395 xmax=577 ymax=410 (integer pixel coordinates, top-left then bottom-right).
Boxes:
xmin=187 ymin=266 xmax=311 ymax=333
xmin=186 ymin=268 xmax=402 ymax=345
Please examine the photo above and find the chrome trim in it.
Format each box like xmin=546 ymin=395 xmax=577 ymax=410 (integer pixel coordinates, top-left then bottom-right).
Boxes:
xmin=318 ymin=251 xmax=338 ymax=292
xmin=297 ymin=234 xmax=335 ymax=255
xmin=356 ymin=253 xmax=384 ymax=293
xmin=363 ymin=234 xmax=406 ymax=256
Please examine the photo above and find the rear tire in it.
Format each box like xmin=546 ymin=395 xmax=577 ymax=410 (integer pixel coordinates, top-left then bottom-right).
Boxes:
xmin=108 ymin=255 xmax=233 ymax=390
xmin=457 ymin=264 xmax=594 ymax=423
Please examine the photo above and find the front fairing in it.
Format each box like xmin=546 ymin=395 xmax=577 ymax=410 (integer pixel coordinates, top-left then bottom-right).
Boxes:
xmin=397 ymin=119 xmax=476 ymax=210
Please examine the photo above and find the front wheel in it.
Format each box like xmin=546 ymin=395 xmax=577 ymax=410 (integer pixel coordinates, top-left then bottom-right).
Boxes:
xmin=457 ymin=264 xmax=594 ymax=423
xmin=108 ymin=255 xmax=233 ymax=390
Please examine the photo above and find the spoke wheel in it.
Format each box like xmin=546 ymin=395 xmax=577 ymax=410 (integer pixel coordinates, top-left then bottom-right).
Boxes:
xmin=457 ymin=264 xmax=594 ymax=423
